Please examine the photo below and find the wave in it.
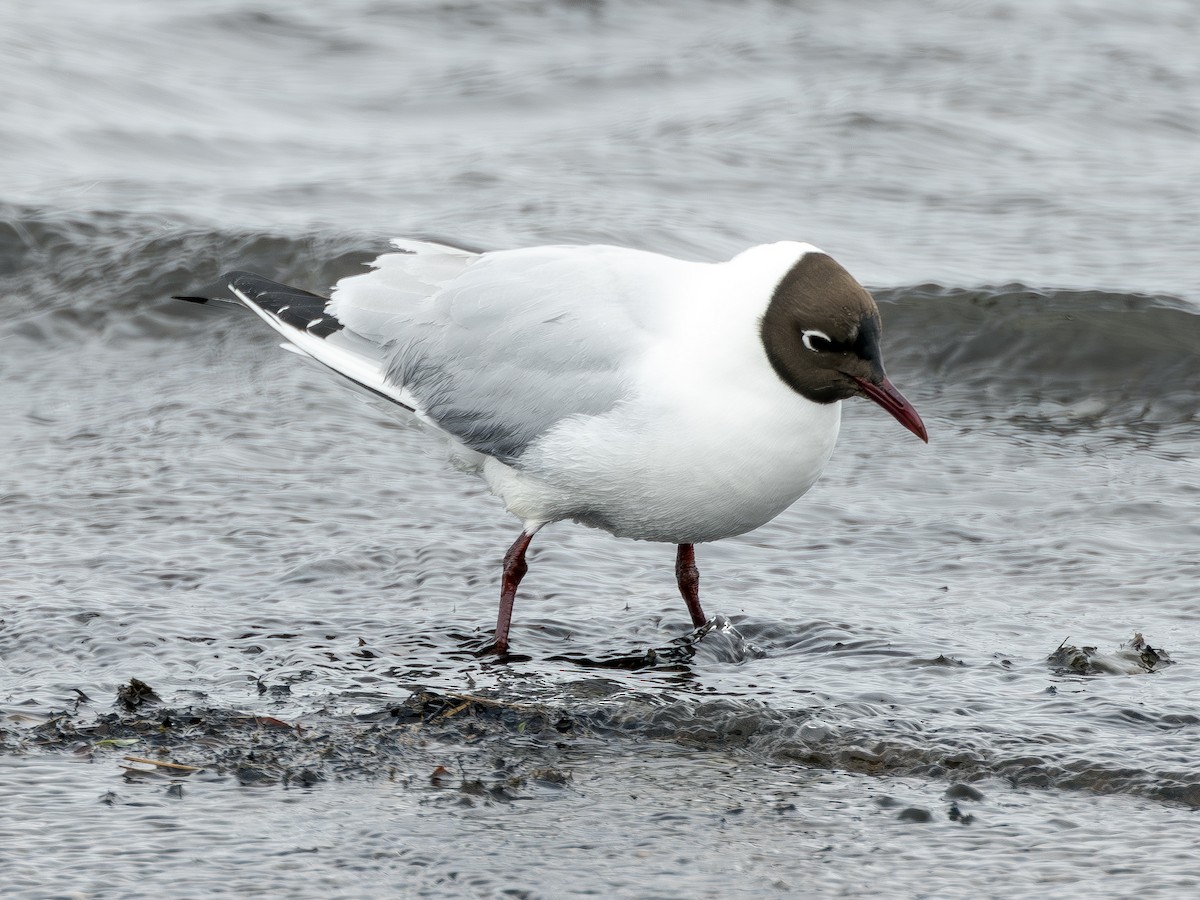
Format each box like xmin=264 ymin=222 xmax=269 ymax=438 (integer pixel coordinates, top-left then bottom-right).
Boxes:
xmin=4 ymin=205 xmax=1198 ymax=420
xmin=0 ymin=205 xmax=378 ymax=322
xmin=877 ymin=283 xmax=1200 ymax=425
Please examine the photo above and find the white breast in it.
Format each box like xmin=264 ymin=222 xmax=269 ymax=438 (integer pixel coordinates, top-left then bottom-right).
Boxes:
xmin=479 ymin=244 xmax=844 ymax=543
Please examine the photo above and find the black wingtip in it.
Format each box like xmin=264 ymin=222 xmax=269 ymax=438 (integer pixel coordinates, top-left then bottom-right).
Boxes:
xmin=171 ymin=271 xmax=273 ymax=307
xmin=171 ymin=272 xmax=343 ymax=341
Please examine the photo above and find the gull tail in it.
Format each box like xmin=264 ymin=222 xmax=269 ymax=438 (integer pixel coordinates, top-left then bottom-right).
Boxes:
xmin=174 ymin=272 xmax=414 ymax=413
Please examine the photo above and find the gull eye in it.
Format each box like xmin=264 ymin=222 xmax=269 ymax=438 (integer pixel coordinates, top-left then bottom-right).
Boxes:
xmin=801 ymin=329 xmax=834 ymax=353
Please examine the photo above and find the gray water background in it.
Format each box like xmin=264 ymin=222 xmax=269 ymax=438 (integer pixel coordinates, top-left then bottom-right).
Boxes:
xmin=2 ymin=0 xmax=1199 ymax=896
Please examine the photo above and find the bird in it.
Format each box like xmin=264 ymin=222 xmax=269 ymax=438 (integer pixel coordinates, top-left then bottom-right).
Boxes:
xmin=175 ymin=238 xmax=927 ymax=653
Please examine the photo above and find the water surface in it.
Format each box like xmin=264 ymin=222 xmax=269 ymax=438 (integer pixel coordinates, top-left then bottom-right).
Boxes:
xmin=2 ymin=0 xmax=1199 ymax=896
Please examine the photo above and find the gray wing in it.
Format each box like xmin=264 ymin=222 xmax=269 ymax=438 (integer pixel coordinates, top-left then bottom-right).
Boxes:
xmin=327 ymin=240 xmax=659 ymax=463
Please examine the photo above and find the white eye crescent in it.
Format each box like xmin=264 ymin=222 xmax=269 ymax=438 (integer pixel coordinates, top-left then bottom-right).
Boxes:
xmin=801 ymin=329 xmax=832 ymax=352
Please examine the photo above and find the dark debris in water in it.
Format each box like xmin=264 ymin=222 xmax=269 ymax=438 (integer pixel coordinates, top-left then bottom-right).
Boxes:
xmin=4 ymin=681 xmax=584 ymax=802
xmin=116 ymin=678 xmax=161 ymax=711
xmin=944 ymin=782 xmax=986 ymax=802
xmin=5 ymin=674 xmax=1200 ymax=811
xmin=947 ymin=802 xmax=976 ymax=825
xmin=1049 ymin=632 xmax=1173 ymax=676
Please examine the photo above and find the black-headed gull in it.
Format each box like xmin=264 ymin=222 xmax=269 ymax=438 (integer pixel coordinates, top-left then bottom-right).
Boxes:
xmin=176 ymin=239 xmax=927 ymax=653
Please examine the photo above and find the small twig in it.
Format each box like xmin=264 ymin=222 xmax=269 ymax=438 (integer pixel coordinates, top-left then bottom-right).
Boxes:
xmin=122 ymin=755 xmax=203 ymax=773
xmin=443 ymin=691 xmax=536 ymax=713
xmin=434 ymin=700 xmax=475 ymax=721
xmin=442 ymin=691 xmax=507 ymax=707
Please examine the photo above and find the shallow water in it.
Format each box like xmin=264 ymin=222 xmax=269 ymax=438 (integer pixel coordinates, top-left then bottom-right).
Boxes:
xmin=3 ymin=0 xmax=1200 ymax=896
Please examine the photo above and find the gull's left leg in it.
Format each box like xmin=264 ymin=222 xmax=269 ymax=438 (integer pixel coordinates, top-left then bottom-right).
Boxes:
xmin=675 ymin=543 xmax=707 ymax=629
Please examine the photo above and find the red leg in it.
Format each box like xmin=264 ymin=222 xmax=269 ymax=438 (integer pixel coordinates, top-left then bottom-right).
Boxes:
xmin=675 ymin=543 xmax=707 ymax=629
xmin=494 ymin=530 xmax=535 ymax=653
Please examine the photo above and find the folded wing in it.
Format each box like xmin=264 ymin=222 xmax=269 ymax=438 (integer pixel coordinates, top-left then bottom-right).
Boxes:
xmin=200 ymin=240 xmax=659 ymax=464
